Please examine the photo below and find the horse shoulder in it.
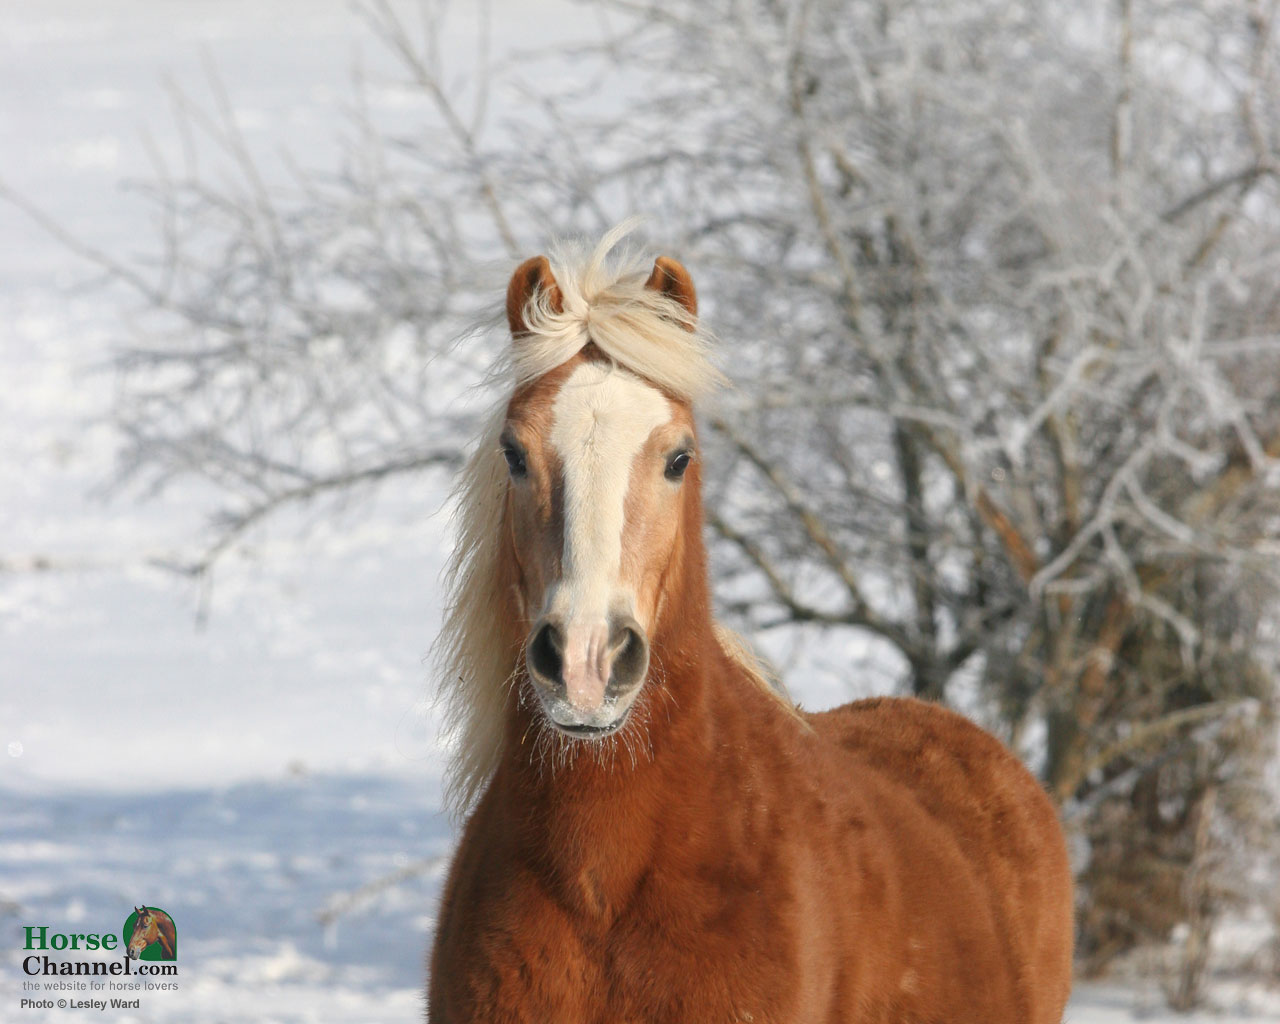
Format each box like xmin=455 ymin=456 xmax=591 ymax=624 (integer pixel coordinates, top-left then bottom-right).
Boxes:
xmin=807 ymin=696 xmax=1065 ymax=867
xmin=804 ymin=696 xmax=1074 ymax=1022
xmin=429 ymin=788 xmax=601 ymax=1023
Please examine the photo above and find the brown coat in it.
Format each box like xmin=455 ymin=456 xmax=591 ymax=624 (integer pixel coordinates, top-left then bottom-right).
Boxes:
xmin=430 ymin=566 xmax=1072 ymax=1022
xmin=429 ymin=247 xmax=1073 ymax=1022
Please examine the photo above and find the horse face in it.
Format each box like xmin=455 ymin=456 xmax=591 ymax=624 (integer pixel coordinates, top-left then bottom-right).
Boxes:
xmin=503 ymin=357 xmax=697 ymax=737
xmin=127 ymin=909 xmax=153 ymax=959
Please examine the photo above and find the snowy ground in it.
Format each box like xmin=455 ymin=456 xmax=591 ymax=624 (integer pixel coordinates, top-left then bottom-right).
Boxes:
xmin=2 ymin=2 xmax=1278 ymax=1020
xmin=3 ymin=773 xmax=449 ymax=1022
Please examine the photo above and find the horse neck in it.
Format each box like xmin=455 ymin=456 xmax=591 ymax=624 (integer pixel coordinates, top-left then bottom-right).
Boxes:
xmin=493 ymin=498 xmax=742 ymax=908
xmin=496 ymin=633 xmax=736 ymax=918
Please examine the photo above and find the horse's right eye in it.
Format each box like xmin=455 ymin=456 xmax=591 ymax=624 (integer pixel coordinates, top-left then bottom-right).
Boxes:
xmin=501 ymin=444 xmax=527 ymax=479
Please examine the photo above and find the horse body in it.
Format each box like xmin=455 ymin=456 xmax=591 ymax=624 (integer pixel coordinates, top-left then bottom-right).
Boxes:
xmin=432 ymin=647 xmax=1071 ymax=1022
xmin=428 ymin=228 xmax=1073 ymax=1022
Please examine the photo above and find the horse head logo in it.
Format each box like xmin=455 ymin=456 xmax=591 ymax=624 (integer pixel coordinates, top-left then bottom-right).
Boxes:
xmin=124 ymin=905 xmax=176 ymax=961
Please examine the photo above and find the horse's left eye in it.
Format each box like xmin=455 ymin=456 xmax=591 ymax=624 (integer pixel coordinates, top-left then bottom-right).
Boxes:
xmin=665 ymin=451 xmax=693 ymax=481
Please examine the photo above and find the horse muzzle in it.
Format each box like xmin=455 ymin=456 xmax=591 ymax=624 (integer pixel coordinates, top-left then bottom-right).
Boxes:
xmin=525 ymin=613 xmax=649 ymax=736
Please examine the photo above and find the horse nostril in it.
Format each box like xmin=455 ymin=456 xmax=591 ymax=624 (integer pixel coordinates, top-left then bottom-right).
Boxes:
xmin=608 ymin=617 xmax=649 ymax=693
xmin=527 ymin=620 xmax=564 ymax=688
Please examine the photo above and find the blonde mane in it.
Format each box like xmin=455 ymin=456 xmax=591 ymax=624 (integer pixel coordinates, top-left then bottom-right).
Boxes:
xmin=498 ymin=220 xmax=727 ymax=399
xmin=436 ymin=224 xmax=795 ymax=816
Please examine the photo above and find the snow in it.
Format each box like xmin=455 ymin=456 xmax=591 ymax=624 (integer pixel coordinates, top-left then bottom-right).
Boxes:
xmin=3 ymin=773 xmax=447 ymax=1021
xmin=1 ymin=2 xmax=1276 ymax=1020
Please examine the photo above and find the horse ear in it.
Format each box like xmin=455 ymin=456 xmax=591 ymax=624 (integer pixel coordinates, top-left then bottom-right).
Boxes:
xmin=644 ymin=256 xmax=697 ymax=324
xmin=506 ymin=255 xmax=563 ymax=337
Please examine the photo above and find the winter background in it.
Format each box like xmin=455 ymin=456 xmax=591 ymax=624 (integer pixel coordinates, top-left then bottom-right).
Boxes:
xmin=2 ymin=1 xmax=1279 ymax=1021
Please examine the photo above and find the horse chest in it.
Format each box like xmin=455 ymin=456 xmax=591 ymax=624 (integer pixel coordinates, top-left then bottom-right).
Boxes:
xmin=434 ymin=850 xmax=799 ymax=1024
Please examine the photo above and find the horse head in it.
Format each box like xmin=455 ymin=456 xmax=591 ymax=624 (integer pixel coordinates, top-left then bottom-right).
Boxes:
xmin=126 ymin=906 xmax=154 ymax=959
xmin=497 ymin=247 xmax=709 ymax=740
xmin=127 ymin=906 xmax=174 ymax=960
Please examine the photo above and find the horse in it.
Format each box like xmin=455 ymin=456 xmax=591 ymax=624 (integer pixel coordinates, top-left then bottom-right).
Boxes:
xmin=427 ymin=225 xmax=1074 ymax=1022
xmin=126 ymin=906 xmax=176 ymax=960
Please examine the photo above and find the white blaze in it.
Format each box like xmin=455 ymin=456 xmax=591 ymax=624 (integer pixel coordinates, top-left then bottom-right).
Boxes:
xmin=548 ymin=361 xmax=672 ymax=710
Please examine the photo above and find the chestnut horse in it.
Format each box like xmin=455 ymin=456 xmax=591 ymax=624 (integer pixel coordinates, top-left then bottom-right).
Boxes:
xmin=428 ymin=226 xmax=1073 ymax=1022
xmin=126 ymin=906 xmax=175 ymax=960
